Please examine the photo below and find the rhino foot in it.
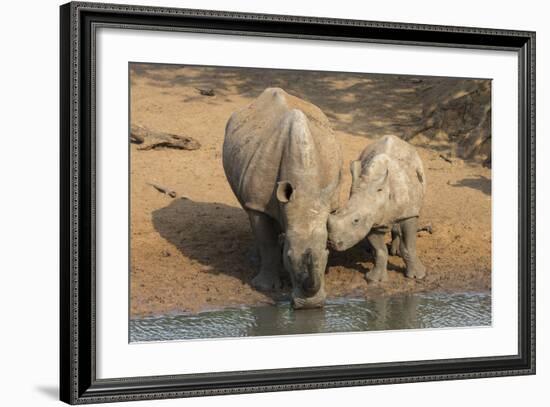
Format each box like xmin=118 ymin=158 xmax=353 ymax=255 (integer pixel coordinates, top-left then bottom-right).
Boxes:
xmin=251 ymin=271 xmax=281 ymax=291
xmin=405 ymin=263 xmax=426 ymax=280
xmin=365 ymin=267 xmax=389 ymax=283
xmin=389 ymin=241 xmax=401 ymax=257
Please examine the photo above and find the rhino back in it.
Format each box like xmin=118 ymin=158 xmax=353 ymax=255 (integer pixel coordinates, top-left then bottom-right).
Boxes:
xmin=223 ymin=88 xmax=341 ymax=218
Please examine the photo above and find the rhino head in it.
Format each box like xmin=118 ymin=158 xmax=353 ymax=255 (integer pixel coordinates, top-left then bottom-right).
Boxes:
xmin=276 ymin=179 xmax=330 ymax=309
xmin=275 ymin=110 xmax=338 ymax=309
xmin=327 ymin=154 xmax=392 ymax=251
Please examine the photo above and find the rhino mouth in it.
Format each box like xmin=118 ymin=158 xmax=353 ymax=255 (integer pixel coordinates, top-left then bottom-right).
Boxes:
xmin=327 ymin=238 xmax=350 ymax=252
xmin=291 ymin=289 xmax=326 ymax=309
xmin=299 ymin=248 xmax=321 ymax=297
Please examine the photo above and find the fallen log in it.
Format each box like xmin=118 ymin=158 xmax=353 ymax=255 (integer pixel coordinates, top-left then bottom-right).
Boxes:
xmin=195 ymin=87 xmax=215 ymax=96
xmin=130 ymin=125 xmax=201 ymax=151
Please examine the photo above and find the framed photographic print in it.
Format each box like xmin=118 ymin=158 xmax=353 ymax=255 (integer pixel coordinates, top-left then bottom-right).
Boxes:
xmin=60 ymin=1 xmax=536 ymax=404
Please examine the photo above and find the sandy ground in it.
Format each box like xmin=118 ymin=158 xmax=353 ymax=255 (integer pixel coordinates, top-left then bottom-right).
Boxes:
xmin=130 ymin=64 xmax=491 ymax=318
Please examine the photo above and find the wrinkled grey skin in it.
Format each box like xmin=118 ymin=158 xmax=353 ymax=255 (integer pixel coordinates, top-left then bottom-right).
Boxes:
xmin=327 ymin=135 xmax=426 ymax=282
xmin=223 ymin=88 xmax=342 ymax=308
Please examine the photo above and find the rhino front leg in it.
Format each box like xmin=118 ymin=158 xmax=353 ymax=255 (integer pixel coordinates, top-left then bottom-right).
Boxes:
xmin=399 ymin=217 xmax=426 ymax=280
xmin=365 ymin=229 xmax=389 ymax=282
xmin=247 ymin=210 xmax=282 ymax=291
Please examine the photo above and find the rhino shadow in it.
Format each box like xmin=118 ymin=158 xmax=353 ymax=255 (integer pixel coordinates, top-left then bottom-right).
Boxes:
xmin=327 ymin=240 xmax=407 ymax=276
xmin=151 ymin=197 xmax=266 ymax=289
xmin=152 ymin=198 xmax=305 ymax=301
xmin=151 ymin=197 xmax=409 ymax=296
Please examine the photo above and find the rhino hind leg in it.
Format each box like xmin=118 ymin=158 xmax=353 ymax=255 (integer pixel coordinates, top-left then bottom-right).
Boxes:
xmin=365 ymin=230 xmax=389 ymax=283
xmin=247 ymin=210 xmax=283 ymax=291
xmin=389 ymin=224 xmax=401 ymax=256
xmin=399 ymin=217 xmax=426 ymax=280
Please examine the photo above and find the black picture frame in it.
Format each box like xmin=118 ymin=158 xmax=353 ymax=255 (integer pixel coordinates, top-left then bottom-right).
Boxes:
xmin=60 ymin=1 xmax=536 ymax=404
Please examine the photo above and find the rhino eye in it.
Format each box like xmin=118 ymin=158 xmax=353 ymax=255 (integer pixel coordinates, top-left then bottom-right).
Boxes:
xmin=352 ymin=218 xmax=360 ymax=226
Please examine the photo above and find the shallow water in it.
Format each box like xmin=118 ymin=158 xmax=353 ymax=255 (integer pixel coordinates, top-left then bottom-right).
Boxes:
xmin=130 ymin=291 xmax=491 ymax=342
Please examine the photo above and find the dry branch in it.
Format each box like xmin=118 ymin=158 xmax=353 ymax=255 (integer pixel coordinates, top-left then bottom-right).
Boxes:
xmin=131 ymin=125 xmax=201 ymax=151
xmin=196 ymin=88 xmax=215 ymax=96
xmin=418 ymin=223 xmax=433 ymax=234
xmin=147 ymin=182 xmax=177 ymax=198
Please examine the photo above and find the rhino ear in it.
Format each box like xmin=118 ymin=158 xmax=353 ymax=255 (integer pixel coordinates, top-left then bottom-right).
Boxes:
xmin=276 ymin=181 xmax=294 ymax=203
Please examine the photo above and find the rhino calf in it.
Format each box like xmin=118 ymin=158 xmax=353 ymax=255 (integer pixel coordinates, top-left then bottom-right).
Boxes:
xmin=223 ymin=88 xmax=342 ymax=308
xmin=327 ymin=135 xmax=426 ymax=282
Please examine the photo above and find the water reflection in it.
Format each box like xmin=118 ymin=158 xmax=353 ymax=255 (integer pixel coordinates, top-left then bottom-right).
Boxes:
xmin=130 ymin=292 xmax=491 ymax=342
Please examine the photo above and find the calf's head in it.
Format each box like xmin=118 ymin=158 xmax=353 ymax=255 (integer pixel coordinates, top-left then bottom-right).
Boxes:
xmin=328 ymin=154 xmax=391 ymax=251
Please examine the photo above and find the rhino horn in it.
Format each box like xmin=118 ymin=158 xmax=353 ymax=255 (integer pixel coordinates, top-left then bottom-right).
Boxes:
xmin=350 ymin=160 xmax=362 ymax=193
xmin=301 ymin=249 xmax=320 ymax=296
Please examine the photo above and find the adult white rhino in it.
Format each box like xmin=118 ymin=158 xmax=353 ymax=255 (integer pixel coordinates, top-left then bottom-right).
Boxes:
xmin=223 ymin=88 xmax=342 ymax=309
